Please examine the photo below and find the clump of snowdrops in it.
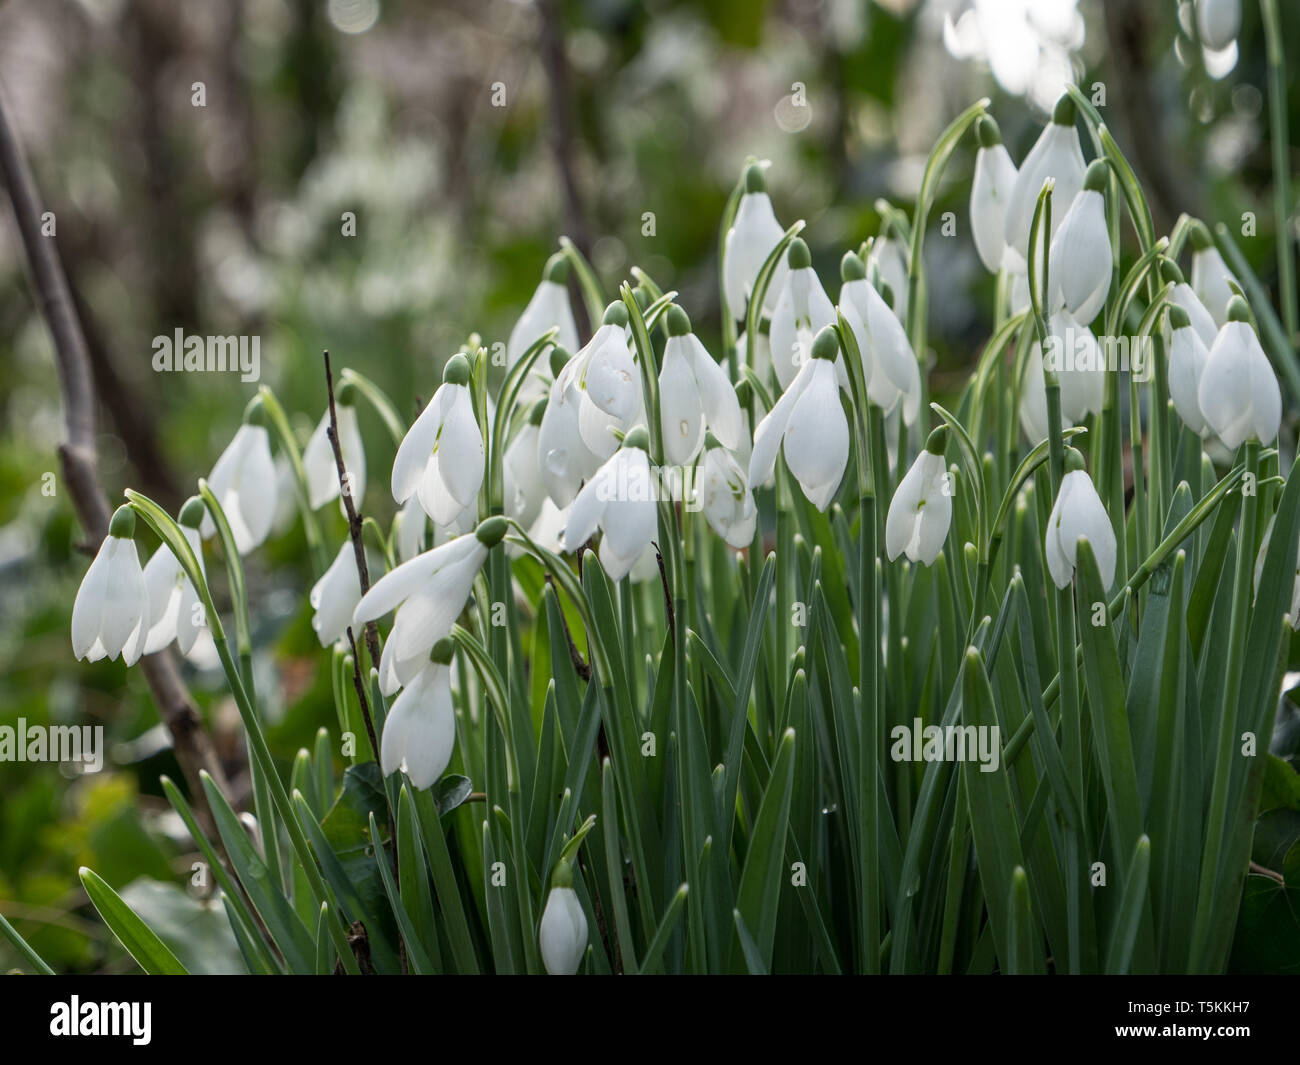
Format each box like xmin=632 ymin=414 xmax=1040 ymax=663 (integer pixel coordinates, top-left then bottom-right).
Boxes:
xmin=24 ymin=89 xmax=1300 ymax=976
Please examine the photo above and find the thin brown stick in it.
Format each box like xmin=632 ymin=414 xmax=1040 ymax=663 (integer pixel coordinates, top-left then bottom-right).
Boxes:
xmin=0 ymin=78 xmax=229 ymax=825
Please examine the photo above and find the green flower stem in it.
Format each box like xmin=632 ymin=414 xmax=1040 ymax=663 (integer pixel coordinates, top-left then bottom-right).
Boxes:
xmin=1260 ymin=0 xmax=1297 ymax=341
xmin=338 ymin=367 xmax=407 ymax=447
xmin=487 ymin=327 xmax=558 ymax=513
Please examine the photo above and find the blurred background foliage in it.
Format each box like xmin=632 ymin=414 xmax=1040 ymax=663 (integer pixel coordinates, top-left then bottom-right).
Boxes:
xmin=0 ymin=0 xmax=1296 ymax=972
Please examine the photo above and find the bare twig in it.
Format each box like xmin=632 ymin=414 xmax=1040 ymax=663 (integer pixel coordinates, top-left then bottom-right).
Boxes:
xmin=544 ymin=574 xmax=591 ymax=680
xmin=0 ymin=79 xmax=229 ymax=824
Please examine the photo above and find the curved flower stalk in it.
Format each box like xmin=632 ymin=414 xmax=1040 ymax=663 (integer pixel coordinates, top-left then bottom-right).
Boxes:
xmin=539 ymin=858 xmax=588 ymax=975
xmin=658 ymin=306 xmax=744 ymax=465
xmin=380 ymin=637 xmax=458 ymax=789
xmin=537 ymin=345 xmax=601 ymax=508
xmin=1254 ymin=515 xmax=1300 ymax=629
xmin=563 ymin=427 xmax=657 ymax=581
xmin=1197 ymin=296 xmax=1281 ymax=448
xmin=770 ymin=238 xmax=838 ymax=391
xmin=1167 ymin=305 xmax=1213 ymax=437
xmin=838 ymin=251 xmax=921 ymax=423
xmin=310 ymin=542 xmax=364 ymax=647
xmin=142 ymin=496 xmax=209 ymax=658
xmin=723 ymin=162 xmax=787 ymax=323
xmin=503 ymin=398 xmax=549 ymax=530
xmin=696 ymin=432 xmax=757 ymax=549
xmin=302 ymin=385 xmax=366 ymax=511
xmin=1048 ymin=159 xmax=1111 ymax=324
xmin=749 ymin=325 xmax=849 ymax=511
xmin=1045 ymin=449 xmax=1117 ymax=590
xmin=391 ymin=352 xmax=484 ymax=528
xmin=970 ymin=115 xmax=1018 ymax=274
xmin=554 ymin=302 xmax=643 ymax=460
xmin=201 ymin=397 xmax=277 ymax=555
xmin=1004 ymin=95 xmax=1086 ymax=265
xmin=1019 ymin=310 xmax=1105 ymax=442
xmin=72 ymin=504 xmax=151 ymax=666
xmin=1190 ymin=229 xmax=1240 ymax=327
xmin=353 ymin=516 xmax=505 ymax=695
xmin=507 ymin=252 xmax=580 ymax=401
xmin=886 ymin=427 xmax=953 ymax=566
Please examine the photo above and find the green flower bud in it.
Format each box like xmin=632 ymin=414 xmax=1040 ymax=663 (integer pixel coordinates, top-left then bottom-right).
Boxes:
xmin=108 ymin=504 xmax=136 ymax=539
xmin=787 ymin=237 xmax=811 ymax=271
xmin=543 ymin=252 xmax=570 ymax=284
xmin=178 ymin=496 xmax=207 ymax=529
xmin=602 ymin=301 xmax=630 ymax=328
xmin=474 ymin=515 xmax=508 ymax=548
xmin=841 ymin=251 xmax=866 ymax=282
xmin=810 ymin=326 xmax=840 ymax=362
xmin=443 ymin=352 xmax=471 ymax=386
xmin=665 ymin=305 xmax=692 ymax=337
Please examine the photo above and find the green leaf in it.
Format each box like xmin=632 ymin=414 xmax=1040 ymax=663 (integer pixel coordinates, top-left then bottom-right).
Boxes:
xmin=79 ymin=867 xmax=188 ymax=975
xmin=1105 ymin=835 xmax=1151 ymax=974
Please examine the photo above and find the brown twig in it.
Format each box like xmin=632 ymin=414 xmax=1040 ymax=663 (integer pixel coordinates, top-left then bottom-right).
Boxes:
xmin=0 ymin=78 xmax=229 ymax=827
xmin=544 ymin=574 xmax=591 ymax=680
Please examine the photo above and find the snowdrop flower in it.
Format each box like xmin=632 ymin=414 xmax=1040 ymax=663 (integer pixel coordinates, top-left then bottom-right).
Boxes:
xmin=696 ymin=433 xmax=757 ymax=549
xmin=507 ymin=252 xmax=580 ymax=401
xmin=202 ymin=398 xmax=277 ymax=555
xmin=867 ymin=236 xmax=909 ymax=324
xmin=1004 ymin=95 xmax=1086 ymax=262
xmin=504 ymin=399 xmax=548 ymax=531
xmin=392 ymin=494 xmax=428 ymax=564
xmin=302 ymin=386 xmax=366 ymax=511
xmin=1161 ymin=259 xmax=1218 ymax=348
xmin=723 ymin=163 xmax=787 ymax=322
xmin=659 ymin=307 xmax=744 ymax=464
xmin=353 ymin=517 xmax=505 ymax=695
xmin=1190 ymin=229 xmax=1239 ymax=328
xmin=538 ymin=346 xmax=601 ymax=508
xmin=72 ymin=505 xmax=151 ymax=666
xmin=970 ymin=116 xmax=1018 ymax=274
xmin=1019 ymin=310 xmax=1105 ymax=442
xmin=1196 ymin=0 xmax=1241 ymax=51
xmin=749 ymin=326 xmax=849 ymax=512
xmin=770 ymin=238 xmax=838 ymax=391
xmin=1048 ymin=159 xmax=1111 ymax=324
xmin=1167 ymin=305 xmax=1213 ymax=437
xmin=310 ymin=542 xmax=363 ymax=647
xmin=839 ymin=252 xmax=921 ymax=424
xmin=886 ymin=428 xmax=953 ymax=566
xmin=563 ymin=427 xmax=657 ymax=581
xmin=554 ymin=302 xmax=643 ymax=461
xmin=380 ymin=638 xmax=458 ymax=789
xmin=392 ymin=353 xmax=484 ymax=528
xmin=1045 ymin=450 xmax=1117 ymax=590
xmin=539 ymin=860 xmax=588 ymax=976
xmin=1198 ymin=296 xmax=1281 ymax=449
xmin=1253 ymin=516 xmax=1300 ymax=629
xmin=142 ymin=497 xmax=208 ymax=658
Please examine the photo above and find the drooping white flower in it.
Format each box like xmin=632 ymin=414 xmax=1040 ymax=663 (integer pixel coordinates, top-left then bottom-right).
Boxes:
xmin=302 ymin=391 xmax=366 ymax=511
xmin=507 ymin=252 xmax=580 ymax=401
xmin=563 ymin=429 xmax=657 ymax=581
xmin=1019 ymin=310 xmax=1105 ymax=442
xmin=659 ymin=307 xmax=744 ymax=465
xmin=142 ymin=498 xmax=208 ymax=658
xmin=537 ymin=345 xmax=602 ymax=508
xmin=353 ymin=518 xmax=504 ymax=695
xmin=970 ymin=115 xmax=1018 ymax=274
xmin=866 ymin=236 xmax=909 ymax=324
xmin=392 ymin=494 xmax=428 ymax=564
xmin=886 ymin=432 xmax=953 ymax=566
xmin=1190 ymin=232 xmax=1239 ymax=327
xmin=770 ymin=238 xmax=838 ymax=391
xmin=72 ymin=505 xmax=151 ymax=666
xmin=310 ymin=542 xmax=364 ymax=647
xmin=1162 ymin=258 xmax=1219 ymax=349
xmin=1198 ymin=297 xmax=1281 ymax=448
xmin=554 ymin=302 xmax=643 ymax=461
xmin=202 ymin=403 xmax=277 ymax=555
xmin=1167 ymin=304 xmax=1213 ymax=437
xmin=380 ymin=645 xmax=458 ymax=789
xmin=1045 ymin=455 xmax=1117 ymax=590
xmin=1196 ymin=0 xmax=1241 ymax=51
xmin=503 ymin=400 xmax=548 ymax=531
xmin=696 ymin=435 xmax=757 ymax=549
xmin=1048 ymin=159 xmax=1111 ymax=324
xmin=749 ymin=326 xmax=849 ymax=512
xmin=839 ymin=252 xmax=921 ymax=424
xmin=1253 ymin=516 xmax=1300 ymax=630
xmin=539 ymin=863 xmax=588 ymax=976
xmin=723 ymin=163 xmax=788 ymax=323
xmin=391 ymin=353 xmax=484 ymax=528
xmin=1004 ymin=95 xmax=1086 ymax=262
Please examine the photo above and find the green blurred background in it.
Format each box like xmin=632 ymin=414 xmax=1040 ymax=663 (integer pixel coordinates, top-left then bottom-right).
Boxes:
xmin=0 ymin=0 xmax=1295 ymax=972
